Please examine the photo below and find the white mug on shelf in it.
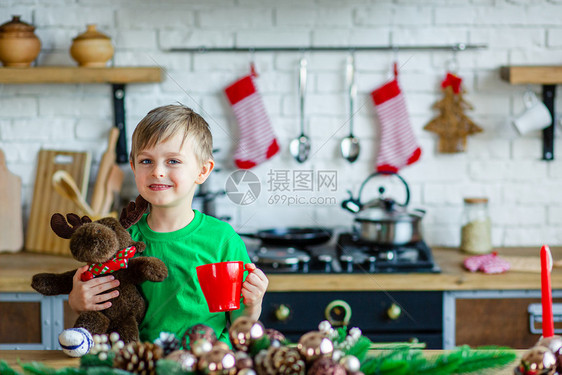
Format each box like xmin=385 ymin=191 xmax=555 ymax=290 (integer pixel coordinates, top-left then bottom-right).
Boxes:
xmin=512 ymin=90 xmax=553 ymax=135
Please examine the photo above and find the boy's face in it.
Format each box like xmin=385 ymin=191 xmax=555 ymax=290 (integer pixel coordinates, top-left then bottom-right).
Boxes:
xmin=130 ymin=132 xmax=213 ymax=209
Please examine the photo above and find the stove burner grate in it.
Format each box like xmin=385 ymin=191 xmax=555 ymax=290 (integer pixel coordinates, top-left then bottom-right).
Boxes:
xmin=245 ymin=232 xmax=440 ymax=274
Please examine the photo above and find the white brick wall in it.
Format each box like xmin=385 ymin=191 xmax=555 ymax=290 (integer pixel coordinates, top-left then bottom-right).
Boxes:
xmin=1 ymin=0 xmax=561 ymax=248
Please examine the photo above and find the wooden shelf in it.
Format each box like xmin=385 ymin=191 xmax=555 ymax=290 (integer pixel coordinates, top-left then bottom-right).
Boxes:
xmin=500 ymin=65 xmax=562 ymax=85
xmin=0 ymin=66 xmax=162 ymax=84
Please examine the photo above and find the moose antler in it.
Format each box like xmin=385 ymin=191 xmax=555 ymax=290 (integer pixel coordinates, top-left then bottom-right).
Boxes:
xmin=120 ymin=195 xmax=149 ymax=229
xmin=50 ymin=213 xmax=92 ymax=239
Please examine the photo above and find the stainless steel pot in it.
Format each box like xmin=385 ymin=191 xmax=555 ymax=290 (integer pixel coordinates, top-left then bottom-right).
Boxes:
xmin=341 ymin=171 xmax=425 ymax=245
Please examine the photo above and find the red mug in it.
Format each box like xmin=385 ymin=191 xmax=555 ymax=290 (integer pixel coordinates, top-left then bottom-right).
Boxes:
xmin=196 ymin=261 xmax=251 ymax=313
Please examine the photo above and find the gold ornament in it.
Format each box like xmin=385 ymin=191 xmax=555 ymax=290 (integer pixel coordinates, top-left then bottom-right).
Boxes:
xmin=197 ymin=346 xmax=236 ymax=375
xmin=235 ymin=351 xmax=254 ymax=370
xmin=229 ymin=317 xmax=265 ymax=352
xmin=192 ymin=338 xmax=213 ymax=357
xmin=296 ymin=331 xmax=334 ymax=363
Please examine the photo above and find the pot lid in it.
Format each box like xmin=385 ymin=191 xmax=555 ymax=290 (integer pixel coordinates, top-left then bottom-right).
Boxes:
xmin=355 ymin=208 xmax=420 ymax=222
xmin=355 ymin=206 xmax=425 ymax=222
xmin=0 ymin=15 xmax=35 ymax=34
xmin=73 ymin=24 xmax=111 ymax=41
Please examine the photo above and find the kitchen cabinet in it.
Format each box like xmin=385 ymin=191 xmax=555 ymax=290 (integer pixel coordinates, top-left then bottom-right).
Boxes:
xmin=0 ymin=66 xmax=162 ymax=163
xmin=0 ymin=293 xmax=78 ymax=350
xmin=444 ymin=290 xmax=562 ymax=350
xmin=261 ymin=291 xmax=443 ymax=348
xmin=2 ymin=248 xmax=561 ymax=350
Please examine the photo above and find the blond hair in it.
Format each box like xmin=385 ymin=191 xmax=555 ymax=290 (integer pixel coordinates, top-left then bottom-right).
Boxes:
xmin=130 ymin=104 xmax=213 ymax=165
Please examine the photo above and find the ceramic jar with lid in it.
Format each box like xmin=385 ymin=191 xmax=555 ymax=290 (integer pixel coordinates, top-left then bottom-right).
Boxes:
xmin=0 ymin=15 xmax=41 ymax=67
xmin=70 ymin=24 xmax=114 ymax=67
xmin=460 ymin=197 xmax=492 ymax=254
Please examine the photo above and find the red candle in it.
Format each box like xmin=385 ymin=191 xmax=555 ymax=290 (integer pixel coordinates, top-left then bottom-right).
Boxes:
xmin=541 ymin=245 xmax=554 ymax=338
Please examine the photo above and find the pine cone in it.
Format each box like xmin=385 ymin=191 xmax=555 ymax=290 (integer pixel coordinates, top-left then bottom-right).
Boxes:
xmin=154 ymin=332 xmax=181 ymax=356
xmin=307 ymin=357 xmax=347 ymax=375
xmin=114 ymin=341 xmax=163 ymax=375
xmin=255 ymin=346 xmax=305 ymax=375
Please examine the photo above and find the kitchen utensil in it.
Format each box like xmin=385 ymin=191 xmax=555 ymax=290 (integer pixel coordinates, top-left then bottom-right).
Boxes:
xmin=0 ymin=15 xmax=41 ymax=67
xmin=289 ymin=57 xmax=311 ymax=163
xmin=25 ymin=150 xmax=91 ymax=256
xmin=0 ymin=149 xmax=23 ymax=252
xmin=512 ymin=90 xmax=552 ymax=135
xmin=340 ymin=55 xmax=360 ymax=163
xmin=99 ymin=164 xmax=124 ymax=215
xmin=239 ymin=227 xmax=333 ymax=247
xmin=341 ymin=171 xmax=425 ymax=245
xmin=52 ymin=170 xmax=96 ymax=217
xmin=196 ymin=261 xmax=251 ymax=312
xmin=91 ymin=127 xmax=119 ymax=215
xmin=70 ymin=24 xmax=114 ymax=67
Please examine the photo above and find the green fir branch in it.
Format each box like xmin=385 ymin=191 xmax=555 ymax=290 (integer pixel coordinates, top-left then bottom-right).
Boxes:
xmin=452 ymin=346 xmax=517 ymax=373
xmin=0 ymin=360 xmax=22 ymax=375
xmin=83 ymin=367 xmax=131 ymax=375
xmin=345 ymin=335 xmax=373 ymax=361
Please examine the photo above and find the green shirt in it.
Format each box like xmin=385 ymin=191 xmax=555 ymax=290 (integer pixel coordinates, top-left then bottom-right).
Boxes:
xmin=129 ymin=210 xmax=251 ymax=345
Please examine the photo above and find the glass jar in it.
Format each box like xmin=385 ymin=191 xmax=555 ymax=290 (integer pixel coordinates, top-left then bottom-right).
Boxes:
xmin=460 ymin=197 xmax=492 ymax=254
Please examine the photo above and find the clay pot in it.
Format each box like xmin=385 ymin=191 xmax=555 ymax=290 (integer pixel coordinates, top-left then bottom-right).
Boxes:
xmin=70 ymin=24 xmax=114 ymax=67
xmin=0 ymin=15 xmax=41 ymax=67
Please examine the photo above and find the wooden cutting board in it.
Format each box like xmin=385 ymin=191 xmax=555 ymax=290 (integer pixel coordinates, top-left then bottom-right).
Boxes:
xmin=502 ymin=255 xmax=562 ymax=273
xmin=0 ymin=149 xmax=23 ymax=252
xmin=25 ymin=150 xmax=91 ymax=256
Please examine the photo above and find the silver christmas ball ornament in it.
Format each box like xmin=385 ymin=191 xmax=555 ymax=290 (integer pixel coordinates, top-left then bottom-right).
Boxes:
xmin=340 ymin=355 xmax=361 ymax=372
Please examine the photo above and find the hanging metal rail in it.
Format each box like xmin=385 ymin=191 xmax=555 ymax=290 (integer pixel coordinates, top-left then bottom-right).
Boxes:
xmin=169 ymin=43 xmax=486 ymax=53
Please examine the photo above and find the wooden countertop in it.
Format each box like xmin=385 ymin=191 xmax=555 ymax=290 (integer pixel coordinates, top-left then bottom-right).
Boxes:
xmin=0 ymin=350 xmax=522 ymax=374
xmin=1 ymin=247 xmax=560 ymax=293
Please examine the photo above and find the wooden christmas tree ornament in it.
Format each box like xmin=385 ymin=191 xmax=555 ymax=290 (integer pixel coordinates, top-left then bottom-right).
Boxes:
xmin=424 ymin=73 xmax=483 ymax=153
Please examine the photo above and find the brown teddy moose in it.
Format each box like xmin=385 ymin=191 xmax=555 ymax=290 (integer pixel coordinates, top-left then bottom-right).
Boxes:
xmin=31 ymin=195 xmax=168 ymax=357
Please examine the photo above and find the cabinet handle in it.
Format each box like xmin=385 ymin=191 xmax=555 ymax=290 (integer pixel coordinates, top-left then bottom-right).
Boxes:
xmin=387 ymin=303 xmax=402 ymax=320
xmin=528 ymin=303 xmax=562 ymax=334
xmin=325 ymin=300 xmax=352 ymax=327
xmin=275 ymin=304 xmax=291 ymax=321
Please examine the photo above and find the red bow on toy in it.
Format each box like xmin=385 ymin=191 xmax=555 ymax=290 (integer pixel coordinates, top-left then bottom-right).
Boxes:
xmin=81 ymin=246 xmax=137 ymax=281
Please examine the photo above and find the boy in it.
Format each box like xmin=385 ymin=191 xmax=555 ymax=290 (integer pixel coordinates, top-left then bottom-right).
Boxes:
xmin=65 ymin=104 xmax=268 ymax=351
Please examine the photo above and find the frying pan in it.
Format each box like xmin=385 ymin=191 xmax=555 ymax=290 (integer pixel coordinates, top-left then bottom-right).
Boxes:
xmin=239 ymin=227 xmax=333 ymax=247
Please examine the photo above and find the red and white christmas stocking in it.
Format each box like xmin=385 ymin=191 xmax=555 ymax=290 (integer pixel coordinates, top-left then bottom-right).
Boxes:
xmin=225 ymin=68 xmax=279 ymax=169
xmin=371 ymin=63 xmax=421 ymax=173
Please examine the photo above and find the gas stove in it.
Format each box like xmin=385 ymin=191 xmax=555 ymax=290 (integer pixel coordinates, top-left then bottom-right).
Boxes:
xmin=246 ymin=232 xmax=440 ymax=274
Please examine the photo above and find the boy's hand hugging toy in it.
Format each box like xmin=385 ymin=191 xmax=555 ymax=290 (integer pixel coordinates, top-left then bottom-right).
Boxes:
xmin=31 ymin=195 xmax=168 ymax=357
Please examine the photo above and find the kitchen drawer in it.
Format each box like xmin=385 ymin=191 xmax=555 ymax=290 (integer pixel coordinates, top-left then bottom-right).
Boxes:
xmin=0 ymin=300 xmax=41 ymax=344
xmin=456 ymin=296 xmax=562 ymax=349
xmin=444 ymin=290 xmax=562 ymax=350
xmin=261 ymin=291 xmax=443 ymax=348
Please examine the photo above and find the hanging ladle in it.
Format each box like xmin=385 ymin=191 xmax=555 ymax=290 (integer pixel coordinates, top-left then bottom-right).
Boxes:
xmin=289 ymin=57 xmax=311 ymax=163
xmin=340 ymin=54 xmax=360 ymax=163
